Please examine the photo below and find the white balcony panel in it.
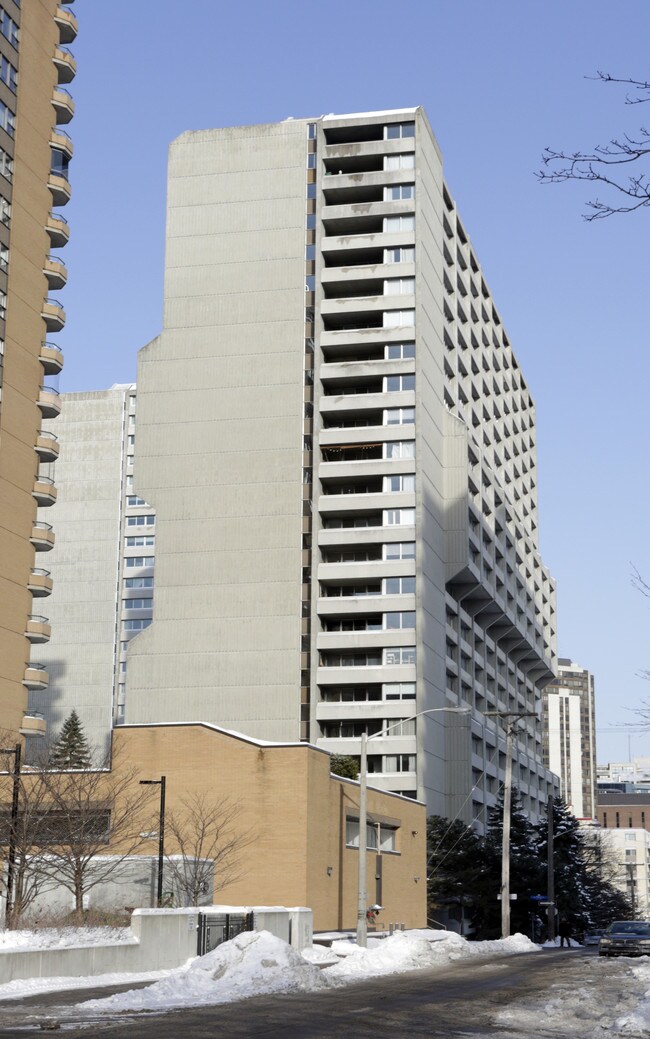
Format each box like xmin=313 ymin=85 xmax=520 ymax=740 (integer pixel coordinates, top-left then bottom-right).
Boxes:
xmin=317 ymin=561 xmax=414 ymax=583
xmin=317 ymin=666 xmax=415 ymax=686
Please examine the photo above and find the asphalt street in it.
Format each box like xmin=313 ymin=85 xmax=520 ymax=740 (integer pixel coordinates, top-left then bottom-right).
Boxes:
xmin=0 ymin=948 xmax=613 ymax=1039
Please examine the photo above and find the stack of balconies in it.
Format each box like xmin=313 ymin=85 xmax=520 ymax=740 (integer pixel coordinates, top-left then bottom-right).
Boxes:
xmin=313 ymin=117 xmax=420 ymax=795
xmin=24 ymin=2 xmax=77 ymax=737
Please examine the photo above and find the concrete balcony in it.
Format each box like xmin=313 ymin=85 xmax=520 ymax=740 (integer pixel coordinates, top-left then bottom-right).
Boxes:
xmin=24 ymin=615 xmax=51 ymax=644
xmin=43 ymin=255 xmax=68 ymax=290
xmin=34 ymin=431 xmax=60 ymax=463
xmin=53 ymin=46 xmax=77 ymax=84
xmin=46 ymin=213 xmax=69 ymax=248
xmin=19 ymin=714 xmax=47 ymax=738
xmin=39 ymin=341 xmax=64 ymax=375
xmin=32 ymin=475 xmax=57 ymax=507
xmin=48 ymin=170 xmax=71 ymax=206
xmin=28 ymin=569 xmax=53 ymax=597
xmin=22 ymin=664 xmax=49 ymax=691
xmin=41 ymin=299 xmax=66 ymax=333
xmin=30 ymin=521 xmax=55 ymax=552
xmin=37 ymin=386 xmax=61 ymax=419
xmin=50 ymin=128 xmax=74 ymax=159
xmin=54 ymin=5 xmax=78 ymax=44
xmin=52 ymin=86 xmax=75 ymax=124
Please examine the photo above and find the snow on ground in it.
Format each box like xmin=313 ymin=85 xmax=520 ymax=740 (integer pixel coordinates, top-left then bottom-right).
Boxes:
xmin=0 ymin=926 xmax=133 ymax=950
xmin=79 ymin=929 xmax=538 ymax=1014
xmin=0 ymin=969 xmax=170 ymax=1003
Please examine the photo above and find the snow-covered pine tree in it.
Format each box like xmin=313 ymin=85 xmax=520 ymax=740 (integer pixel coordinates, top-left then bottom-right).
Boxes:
xmin=535 ymin=797 xmax=591 ymax=938
xmin=48 ymin=709 xmax=92 ymax=769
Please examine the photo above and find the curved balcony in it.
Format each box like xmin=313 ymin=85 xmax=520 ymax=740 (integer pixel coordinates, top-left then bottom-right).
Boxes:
xmin=32 ymin=475 xmax=57 ymax=507
xmin=50 ymin=128 xmax=73 ymax=160
xmin=20 ymin=714 xmax=47 ymax=738
xmin=52 ymin=86 xmax=75 ymax=124
xmin=35 ymin=430 xmax=60 ymax=463
xmin=23 ymin=664 xmax=49 ymax=691
xmin=25 ymin=615 xmax=51 ymax=644
xmin=41 ymin=299 xmax=66 ymax=333
xmin=37 ymin=386 xmax=61 ymax=419
xmin=53 ymin=46 xmax=77 ymax=85
xmin=39 ymin=341 xmax=64 ymax=375
xmin=30 ymin=521 xmax=55 ymax=552
xmin=54 ymin=5 xmax=78 ymax=44
xmin=48 ymin=170 xmax=71 ymax=206
xmin=43 ymin=255 xmax=68 ymax=291
xmin=28 ymin=569 xmax=53 ymax=597
xmin=46 ymin=213 xmax=69 ymax=248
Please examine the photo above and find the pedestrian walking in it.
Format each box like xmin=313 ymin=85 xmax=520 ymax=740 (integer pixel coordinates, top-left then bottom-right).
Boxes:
xmin=558 ymin=919 xmax=572 ymax=948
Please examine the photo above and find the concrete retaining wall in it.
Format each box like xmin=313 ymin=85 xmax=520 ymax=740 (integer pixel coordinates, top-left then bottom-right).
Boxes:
xmin=0 ymin=905 xmax=313 ymax=984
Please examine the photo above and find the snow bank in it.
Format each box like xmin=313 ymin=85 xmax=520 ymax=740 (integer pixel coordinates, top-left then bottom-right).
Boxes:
xmin=0 ymin=926 xmax=132 ymax=951
xmin=81 ymin=931 xmax=328 ymax=1013
xmin=613 ymin=962 xmax=650 ymax=1035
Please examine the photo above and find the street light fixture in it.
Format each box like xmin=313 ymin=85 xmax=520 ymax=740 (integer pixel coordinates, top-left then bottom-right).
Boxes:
xmin=139 ymin=775 xmax=166 ymax=907
xmin=0 ymin=743 xmax=21 ymax=928
xmin=356 ymin=707 xmax=471 ymax=947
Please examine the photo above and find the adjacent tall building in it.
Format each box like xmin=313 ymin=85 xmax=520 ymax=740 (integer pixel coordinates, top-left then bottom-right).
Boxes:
xmin=541 ymin=658 xmax=597 ymax=819
xmin=120 ymin=108 xmax=558 ymax=823
xmin=29 ymin=385 xmax=155 ymax=753
xmin=0 ymin=0 xmax=76 ymax=741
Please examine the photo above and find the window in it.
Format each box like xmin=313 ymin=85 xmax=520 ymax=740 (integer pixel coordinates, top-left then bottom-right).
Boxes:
xmin=385 ymin=611 xmax=416 ymax=630
xmin=0 ymin=99 xmax=15 ymax=137
xmin=127 ymin=434 xmax=136 ymax=446
xmin=384 ymin=441 xmax=415 ymax=460
xmin=346 ymin=818 xmax=398 ymax=851
xmin=126 ymin=495 xmax=147 ymax=506
xmin=383 ymin=215 xmax=415 ymax=232
xmin=124 ymin=577 xmax=153 ymax=589
xmin=0 ymin=243 xmax=7 ymax=272
xmin=383 ymin=508 xmax=415 ymax=526
xmin=385 ymin=342 xmax=415 ymax=360
xmin=125 ymin=535 xmax=154 ymax=547
xmin=368 ymin=754 xmax=416 ymax=773
xmin=0 ymin=55 xmax=17 ymax=92
xmin=0 ymin=289 xmax=6 ymax=319
xmin=305 ymin=243 xmax=315 ymax=260
xmin=307 ymin=153 xmax=316 ymax=169
xmin=0 ymin=146 xmax=12 ymax=180
xmin=384 ymin=278 xmax=415 ymax=296
xmin=384 ymin=246 xmax=415 ymax=264
xmin=383 ymin=646 xmax=416 ymax=665
xmin=126 ymin=515 xmax=155 ymax=526
xmin=385 ymin=122 xmax=415 ymax=139
xmin=384 ymin=407 xmax=415 ymax=425
xmin=123 ymin=618 xmax=152 ymax=631
xmin=308 ymin=122 xmax=317 ymax=140
xmin=384 ymin=153 xmax=415 ymax=170
xmin=384 ymin=682 xmax=416 ymax=700
xmin=384 ymin=374 xmax=415 ymax=392
xmin=387 ymin=718 xmax=416 ymax=736
xmin=383 ymin=577 xmax=416 ymax=595
xmin=124 ymin=555 xmax=154 ymax=567
xmin=385 ymin=184 xmax=414 ymax=201
xmin=383 ymin=474 xmax=415 ymax=493
xmin=0 ymin=8 xmax=19 ymax=48
xmin=319 ymin=650 xmax=382 ymax=667
xmin=0 ymin=195 xmax=10 ymax=227
xmin=123 ymin=598 xmax=153 ymax=610
xmin=383 ymin=542 xmax=415 ymax=560
xmin=384 ymin=309 xmax=415 ymax=328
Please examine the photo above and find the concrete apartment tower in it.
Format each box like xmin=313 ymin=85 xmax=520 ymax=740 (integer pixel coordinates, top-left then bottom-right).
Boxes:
xmin=28 ymin=386 xmax=155 ymax=754
xmin=542 ymin=658 xmax=597 ymax=819
xmin=126 ymin=108 xmax=558 ymax=822
xmin=0 ymin=0 xmax=77 ymax=742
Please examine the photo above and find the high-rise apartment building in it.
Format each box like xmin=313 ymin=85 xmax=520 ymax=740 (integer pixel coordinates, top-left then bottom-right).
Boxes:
xmin=28 ymin=386 xmax=155 ymax=753
xmin=542 ymin=658 xmax=597 ymax=819
xmin=0 ymin=0 xmax=76 ymax=741
xmin=120 ymin=107 xmax=558 ymax=822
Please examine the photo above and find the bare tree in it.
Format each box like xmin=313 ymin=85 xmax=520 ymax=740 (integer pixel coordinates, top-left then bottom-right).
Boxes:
xmin=538 ymin=73 xmax=650 ymax=219
xmin=32 ymin=745 xmax=157 ymax=921
xmin=163 ymin=793 xmax=254 ymax=906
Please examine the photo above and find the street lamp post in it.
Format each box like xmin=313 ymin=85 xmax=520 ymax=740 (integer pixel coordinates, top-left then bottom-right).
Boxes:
xmin=0 ymin=743 xmax=21 ymax=928
xmin=356 ymin=707 xmax=470 ymax=948
xmin=139 ymin=776 xmax=166 ymax=907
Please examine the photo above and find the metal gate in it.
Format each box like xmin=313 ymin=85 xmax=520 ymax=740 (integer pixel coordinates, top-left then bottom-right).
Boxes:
xmin=197 ymin=912 xmax=254 ymax=956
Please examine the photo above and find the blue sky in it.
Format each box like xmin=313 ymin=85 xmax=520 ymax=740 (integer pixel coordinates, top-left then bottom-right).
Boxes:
xmin=59 ymin=0 xmax=650 ymax=761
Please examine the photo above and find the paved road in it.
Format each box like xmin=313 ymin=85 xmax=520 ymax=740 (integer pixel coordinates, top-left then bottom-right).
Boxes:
xmin=0 ymin=947 xmax=639 ymax=1038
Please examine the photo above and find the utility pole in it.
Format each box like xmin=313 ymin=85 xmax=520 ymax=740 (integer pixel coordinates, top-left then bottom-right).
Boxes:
xmin=486 ymin=710 xmax=538 ymax=939
xmin=547 ymin=793 xmax=555 ymax=941
xmin=0 ymin=742 xmax=21 ymax=928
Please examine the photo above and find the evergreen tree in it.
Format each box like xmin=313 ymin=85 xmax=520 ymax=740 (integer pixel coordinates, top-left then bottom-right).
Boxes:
xmin=535 ymin=797 xmax=591 ymax=937
xmin=427 ymin=816 xmax=483 ymax=929
xmin=48 ymin=710 xmax=92 ymax=769
xmin=329 ymin=755 xmax=359 ymax=780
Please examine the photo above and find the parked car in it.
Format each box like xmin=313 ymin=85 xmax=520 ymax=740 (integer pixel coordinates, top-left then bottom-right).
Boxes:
xmin=583 ymin=929 xmax=604 ymax=946
xmin=599 ymin=921 xmax=650 ymax=957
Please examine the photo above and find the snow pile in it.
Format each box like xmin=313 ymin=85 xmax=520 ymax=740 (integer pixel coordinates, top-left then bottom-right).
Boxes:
xmin=613 ymin=962 xmax=650 ymax=1035
xmin=82 ymin=931 xmax=328 ymax=1013
xmin=0 ymin=970 xmax=170 ymax=1003
xmin=464 ymin=932 xmax=539 ymax=958
xmin=0 ymin=926 xmax=133 ymax=951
